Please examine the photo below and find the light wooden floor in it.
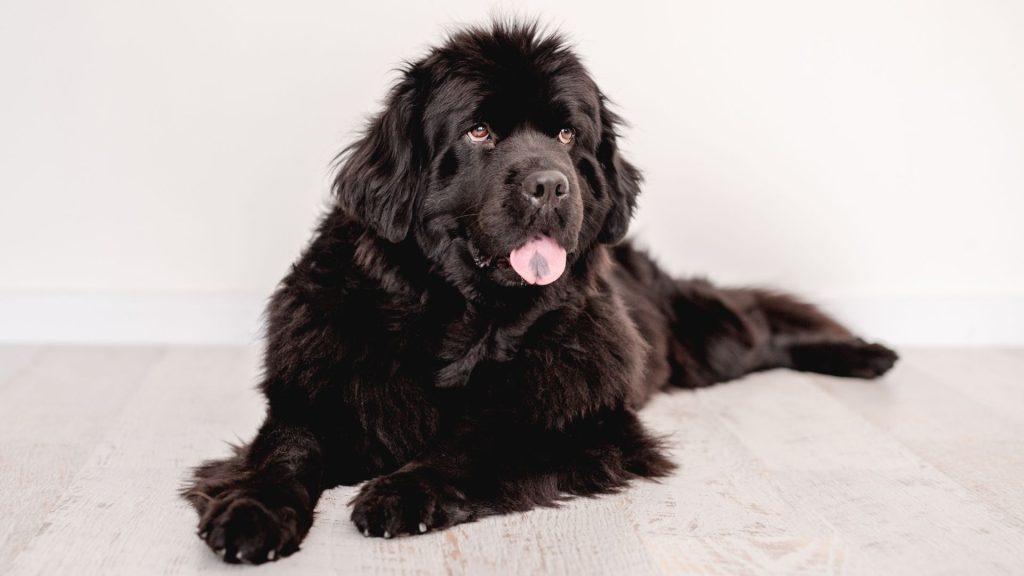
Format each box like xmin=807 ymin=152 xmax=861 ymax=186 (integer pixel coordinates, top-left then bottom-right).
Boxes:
xmin=1 ymin=347 xmax=1022 ymax=575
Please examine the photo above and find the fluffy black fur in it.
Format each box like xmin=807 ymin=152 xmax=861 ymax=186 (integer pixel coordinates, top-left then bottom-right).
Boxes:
xmin=183 ymin=21 xmax=897 ymax=564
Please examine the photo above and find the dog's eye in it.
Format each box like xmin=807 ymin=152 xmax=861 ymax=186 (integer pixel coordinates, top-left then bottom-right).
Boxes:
xmin=558 ymin=127 xmax=575 ymax=144
xmin=467 ymin=124 xmax=490 ymax=142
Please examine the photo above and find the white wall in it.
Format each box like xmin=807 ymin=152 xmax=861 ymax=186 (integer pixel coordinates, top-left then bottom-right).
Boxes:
xmin=1 ymin=0 xmax=1022 ymax=344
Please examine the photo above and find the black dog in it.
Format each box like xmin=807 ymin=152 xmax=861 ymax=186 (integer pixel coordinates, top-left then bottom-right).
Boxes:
xmin=183 ymin=21 xmax=897 ymax=564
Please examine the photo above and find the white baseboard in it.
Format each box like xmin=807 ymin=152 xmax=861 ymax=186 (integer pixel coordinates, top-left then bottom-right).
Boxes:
xmin=0 ymin=293 xmax=1022 ymax=346
xmin=0 ymin=294 xmax=266 ymax=345
xmin=815 ymin=294 xmax=1024 ymax=347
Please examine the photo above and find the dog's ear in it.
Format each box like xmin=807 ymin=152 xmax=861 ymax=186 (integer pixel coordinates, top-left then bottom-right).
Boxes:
xmin=596 ymin=100 xmax=642 ymax=244
xmin=333 ymin=69 xmax=424 ymax=243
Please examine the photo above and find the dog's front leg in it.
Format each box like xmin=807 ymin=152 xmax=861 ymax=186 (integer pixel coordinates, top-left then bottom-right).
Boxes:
xmin=349 ymin=406 xmax=672 ymax=537
xmin=183 ymin=418 xmax=324 ymax=563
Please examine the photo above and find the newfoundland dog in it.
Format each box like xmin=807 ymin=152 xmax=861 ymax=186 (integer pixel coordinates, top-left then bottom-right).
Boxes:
xmin=183 ymin=21 xmax=897 ymax=564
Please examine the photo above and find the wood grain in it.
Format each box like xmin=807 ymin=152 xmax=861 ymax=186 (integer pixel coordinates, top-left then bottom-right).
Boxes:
xmin=0 ymin=346 xmax=1022 ymax=575
xmin=0 ymin=347 xmax=164 ymax=572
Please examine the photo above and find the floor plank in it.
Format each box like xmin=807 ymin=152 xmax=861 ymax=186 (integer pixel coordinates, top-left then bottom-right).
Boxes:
xmin=697 ymin=369 xmax=1024 ymax=575
xmin=5 ymin=347 xmax=264 ymax=576
xmin=0 ymin=346 xmax=41 ymax=390
xmin=0 ymin=347 xmax=164 ymax=573
xmin=1 ymin=346 xmax=1022 ymax=575
xmin=814 ymin=357 xmax=1024 ymax=532
xmin=629 ymin=390 xmax=870 ymax=575
xmin=898 ymin=348 xmax=1024 ymax=426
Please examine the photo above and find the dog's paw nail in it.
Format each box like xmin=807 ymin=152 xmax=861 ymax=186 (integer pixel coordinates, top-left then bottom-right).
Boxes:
xmin=419 ymin=522 xmax=427 ymax=533
xmin=267 ymin=550 xmax=276 ymax=561
xmin=198 ymin=530 xmax=209 ymax=539
xmin=363 ymin=528 xmax=370 ymax=537
xmin=383 ymin=531 xmax=392 ymax=539
xmin=233 ymin=550 xmax=242 ymax=561
xmin=215 ymin=548 xmax=225 ymax=558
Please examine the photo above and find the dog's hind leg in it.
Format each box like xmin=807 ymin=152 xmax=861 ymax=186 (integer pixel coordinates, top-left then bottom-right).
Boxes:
xmin=668 ymin=282 xmax=897 ymax=386
xmin=747 ymin=289 xmax=898 ymax=378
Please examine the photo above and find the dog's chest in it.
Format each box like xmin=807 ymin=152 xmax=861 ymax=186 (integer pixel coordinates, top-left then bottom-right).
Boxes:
xmin=428 ymin=306 xmax=534 ymax=389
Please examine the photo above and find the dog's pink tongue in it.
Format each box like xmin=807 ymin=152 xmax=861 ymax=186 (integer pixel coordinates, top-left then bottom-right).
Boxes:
xmin=509 ymin=235 xmax=567 ymax=285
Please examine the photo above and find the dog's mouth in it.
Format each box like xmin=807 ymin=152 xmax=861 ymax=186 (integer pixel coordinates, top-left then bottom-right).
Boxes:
xmin=469 ymin=240 xmax=494 ymax=269
xmin=508 ymin=235 xmax=567 ymax=285
xmin=468 ymin=235 xmax=569 ymax=286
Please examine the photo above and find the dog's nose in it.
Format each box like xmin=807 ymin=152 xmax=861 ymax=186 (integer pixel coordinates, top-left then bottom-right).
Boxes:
xmin=522 ymin=170 xmax=569 ymax=206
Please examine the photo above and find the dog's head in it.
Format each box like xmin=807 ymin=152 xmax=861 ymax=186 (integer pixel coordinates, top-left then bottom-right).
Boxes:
xmin=334 ymin=22 xmax=641 ymax=291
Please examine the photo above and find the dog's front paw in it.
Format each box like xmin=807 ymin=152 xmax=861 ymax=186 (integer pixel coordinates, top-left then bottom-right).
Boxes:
xmin=350 ymin=471 xmax=472 ymax=538
xmin=197 ymin=490 xmax=303 ymax=564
